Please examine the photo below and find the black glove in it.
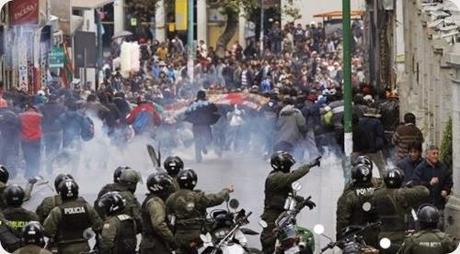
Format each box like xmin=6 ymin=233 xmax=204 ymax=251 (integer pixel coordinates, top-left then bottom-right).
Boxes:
xmin=308 ymin=156 xmax=322 ymax=168
xmin=304 ymin=199 xmax=316 ymax=210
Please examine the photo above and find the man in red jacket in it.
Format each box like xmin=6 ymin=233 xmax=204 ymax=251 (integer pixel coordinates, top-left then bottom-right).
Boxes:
xmin=126 ymin=99 xmax=161 ymax=136
xmin=19 ymin=105 xmax=42 ymax=178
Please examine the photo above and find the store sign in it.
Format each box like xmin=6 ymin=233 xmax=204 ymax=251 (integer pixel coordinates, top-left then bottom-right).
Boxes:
xmin=49 ymin=47 xmax=64 ymax=68
xmin=10 ymin=0 xmax=39 ymax=26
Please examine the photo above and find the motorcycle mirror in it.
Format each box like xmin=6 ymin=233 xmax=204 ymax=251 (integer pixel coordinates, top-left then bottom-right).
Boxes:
xmin=313 ymin=224 xmax=325 ymax=235
xmin=379 ymin=238 xmax=392 ymax=249
xmin=259 ymin=220 xmax=268 ymax=229
xmin=229 ymin=199 xmax=240 ymax=210
xmin=291 ymin=182 xmax=302 ymax=191
xmin=83 ymin=228 xmax=95 ymax=240
xmin=362 ymin=202 xmax=372 ymax=212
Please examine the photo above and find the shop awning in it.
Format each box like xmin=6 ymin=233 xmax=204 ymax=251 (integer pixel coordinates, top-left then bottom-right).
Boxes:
xmin=313 ymin=10 xmax=365 ymax=20
xmin=71 ymin=0 xmax=114 ymax=10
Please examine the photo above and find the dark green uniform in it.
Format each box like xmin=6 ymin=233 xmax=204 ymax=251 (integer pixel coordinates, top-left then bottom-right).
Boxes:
xmin=140 ymin=194 xmax=175 ymax=254
xmin=372 ymin=185 xmax=430 ymax=253
xmin=3 ymin=207 xmax=39 ymax=237
xmin=119 ymin=190 xmax=143 ymax=233
xmin=166 ymin=188 xmax=230 ymax=254
xmin=260 ymin=164 xmax=312 ymax=254
xmin=336 ymin=183 xmax=379 ymax=247
xmin=99 ymin=214 xmax=137 ymax=254
xmin=343 ymin=177 xmax=384 ymax=193
xmin=13 ymin=244 xmax=52 ymax=254
xmin=398 ymin=229 xmax=457 ymax=254
xmin=43 ymin=199 xmax=103 ymax=254
xmin=36 ymin=195 xmax=62 ymax=223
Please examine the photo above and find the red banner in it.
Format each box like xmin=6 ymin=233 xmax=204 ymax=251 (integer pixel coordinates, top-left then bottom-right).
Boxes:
xmin=10 ymin=0 xmax=39 ymax=26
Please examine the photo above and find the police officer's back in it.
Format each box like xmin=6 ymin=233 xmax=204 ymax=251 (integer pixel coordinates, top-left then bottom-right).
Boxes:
xmin=373 ymin=168 xmax=430 ymax=253
xmin=2 ymin=185 xmax=39 ymax=237
xmin=13 ymin=222 xmax=51 ymax=254
xmin=260 ymin=152 xmax=320 ymax=254
xmin=336 ymin=164 xmax=379 ymax=247
xmin=398 ymin=205 xmax=458 ymax=254
xmin=114 ymin=168 xmax=143 ymax=233
xmin=166 ymin=169 xmax=233 ymax=254
xmin=43 ymin=179 xmax=102 ymax=254
xmin=36 ymin=174 xmax=73 ymax=223
xmin=140 ymin=173 xmax=177 ymax=254
xmin=98 ymin=191 xmax=137 ymax=254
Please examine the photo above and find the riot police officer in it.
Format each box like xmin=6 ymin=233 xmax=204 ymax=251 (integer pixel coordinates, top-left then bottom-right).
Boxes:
xmin=166 ymin=169 xmax=234 ymax=254
xmin=343 ymin=155 xmax=383 ymax=192
xmin=0 ymin=165 xmax=8 ymax=208
xmin=398 ymin=204 xmax=457 ymax=254
xmin=336 ymin=164 xmax=379 ymax=248
xmin=36 ymin=174 xmax=74 ymax=223
xmin=97 ymin=166 xmax=131 ymax=199
xmin=373 ymin=168 xmax=430 ymax=253
xmin=3 ymin=184 xmax=39 ymax=238
xmin=94 ymin=167 xmax=131 ymax=218
xmin=140 ymin=173 xmax=177 ymax=253
xmin=116 ymin=168 xmax=143 ymax=233
xmin=43 ymin=179 xmax=103 ymax=254
xmin=164 ymin=156 xmax=184 ymax=190
xmin=13 ymin=222 xmax=51 ymax=254
xmin=98 ymin=191 xmax=137 ymax=254
xmin=260 ymin=152 xmax=320 ymax=254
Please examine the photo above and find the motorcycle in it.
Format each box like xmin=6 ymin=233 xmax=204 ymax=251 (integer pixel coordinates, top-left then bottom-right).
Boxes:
xmin=261 ymin=182 xmax=316 ymax=254
xmin=200 ymin=199 xmax=261 ymax=254
xmin=314 ymin=222 xmax=384 ymax=254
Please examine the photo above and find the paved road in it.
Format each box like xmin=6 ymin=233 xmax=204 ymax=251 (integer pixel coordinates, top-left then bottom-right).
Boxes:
xmin=17 ymin=136 xmax=346 ymax=252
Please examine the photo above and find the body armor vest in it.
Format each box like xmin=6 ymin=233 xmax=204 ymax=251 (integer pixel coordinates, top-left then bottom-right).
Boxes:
xmin=57 ymin=200 xmax=91 ymax=244
xmin=113 ymin=214 xmax=136 ymax=254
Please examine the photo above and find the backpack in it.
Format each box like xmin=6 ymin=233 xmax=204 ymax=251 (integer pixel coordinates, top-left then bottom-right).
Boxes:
xmin=132 ymin=110 xmax=153 ymax=134
xmin=80 ymin=116 xmax=95 ymax=141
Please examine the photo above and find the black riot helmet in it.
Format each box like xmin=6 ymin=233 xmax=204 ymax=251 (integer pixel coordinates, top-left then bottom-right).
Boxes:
xmin=54 ymin=174 xmax=74 ymax=192
xmin=163 ymin=156 xmax=184 ymax=177
xmin=119 ymin=168 xmax=142 ymax=193
xmin=146 ymin=173 xmax=175 ymax=196
xmin=383 ymin=168 xmax=404 ymax=188
xmin=177 ymin=169 xmax=198 ymax=190
xmin=0 ymin=165 xmax=9 ymax=184
xmin=352 ymin=155 xmax=373 ymax=171
xmin=351 ymin=164 xmax=372 ymax=184
xmin=59 ymin=179 xmax=79 ymax=201
xmin=113 ymin=166 xmax=131 ymax=183
xmin=4 ymin=184 xmax=25 ymax=207
xmin=97 ymin=192 xmax=125 ymax=216
xmin=270 ymin=151 xmax=296 ymax=173
xmin=21 ymin=222 xmax=45 ymax=247
xmin=417 ymin=204 xmax=440 ymax=229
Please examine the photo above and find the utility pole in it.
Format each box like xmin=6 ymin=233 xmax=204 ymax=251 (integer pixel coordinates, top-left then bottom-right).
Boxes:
xmin=96 ymin=8 xmax=103 ymax=90
xmin=343 ymin=0 xmax=353 ymax=181
xmin=260 ymin=0 xmax=264 ymax=53
xmin=187 ymin=0 xmax=194 ymax=83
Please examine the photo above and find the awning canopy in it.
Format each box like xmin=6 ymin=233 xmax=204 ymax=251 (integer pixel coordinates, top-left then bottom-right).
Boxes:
xmin=313 ymin=10 xmax=365 ymax=20
xmin=71 ymin=0 xmax=114 ymax=10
